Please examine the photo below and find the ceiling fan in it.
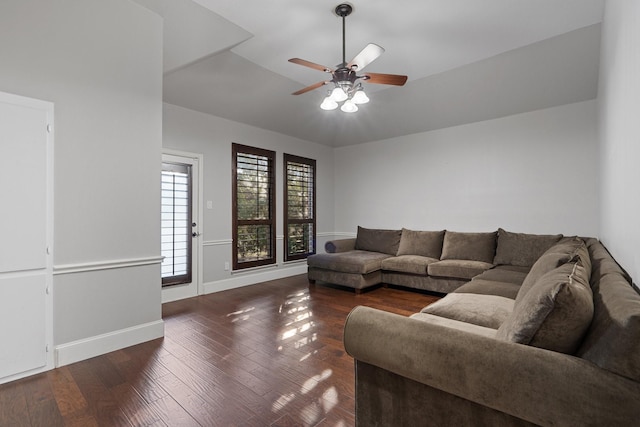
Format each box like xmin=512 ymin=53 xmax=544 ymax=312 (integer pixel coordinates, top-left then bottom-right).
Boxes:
xmin=289 ymin=3 xmax=408 ymax=112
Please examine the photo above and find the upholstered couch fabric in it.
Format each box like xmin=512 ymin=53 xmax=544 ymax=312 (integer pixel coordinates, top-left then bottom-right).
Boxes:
xmin=497 ymin=261 xmax=594 ymax=354
xmin=427 ymin=259 xmax=494 ymax=280
xmin=381 ymin=255 xmax=438 ymax=275
xmin=354 ymin=226 xmax=402 ymax=255
xmin=309 ymin=228 xmax=577 ymax=294
xmin=344 ymin=238 xmax=640 ymax=426
xmin=471 ymin=267 xmax=528 ymax=285
xmin=517 ymin=236 xmax=586 ymax=298
xmin=421 ymin=293 xmax=514 ymax=329
xmin=307 ymin=250 xmax=392 ymax=274
xmin=396 ymin=228 xmax=445 ymax=258
xmin=454 ymin=279 xmax=521 ymax=299
xmin=440 ymin=231 xmax=497 ymax=263
xmin=345 ymin=305 xmax=640 ymax=427
xmin=324 ymin=238 xmax=355 ymax=253
xmin=493 ymin=228 xmax=563 ymax=267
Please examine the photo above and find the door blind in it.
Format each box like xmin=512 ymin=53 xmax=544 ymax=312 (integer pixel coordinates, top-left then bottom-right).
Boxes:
xmin=161 ymin=163 xmax=192 ymax=285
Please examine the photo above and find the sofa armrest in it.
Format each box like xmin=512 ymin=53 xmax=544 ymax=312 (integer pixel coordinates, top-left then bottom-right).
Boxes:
xmin=344 ymin=306 xmax=640 ymax=426
xmin=325 ymin=238 xmax=356 ymax=253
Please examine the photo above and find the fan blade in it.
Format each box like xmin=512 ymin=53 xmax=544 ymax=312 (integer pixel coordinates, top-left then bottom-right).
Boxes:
xmin=363 ymin=72 xmax=408 ymax=86
xmin=288 ymin=58 xmax=333 ymax=73
xmin=292 ymin=81 xmax=329 ymax=95
xmin=347 ymin=43 xmax=385 ymax=71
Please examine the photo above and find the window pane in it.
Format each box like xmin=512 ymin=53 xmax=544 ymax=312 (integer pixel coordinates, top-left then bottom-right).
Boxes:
xmin=236 ymin=152 xmax=272 ymax=221
xmin=237 ymin=225 xmax=272 ymax=263
xmin=233 ymin=144 xmax=276 ymax=269
xmin=287 ymin=223 xmax=314 ymax=257
xmin=161 ymin=166 xmax=192 ymax=282
xmin=284 ymin=154 xmax=316 ymax=261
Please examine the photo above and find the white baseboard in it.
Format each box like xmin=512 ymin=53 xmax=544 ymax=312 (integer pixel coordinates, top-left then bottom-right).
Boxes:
xmin=55 ymin=320 xmax=165 ymax=367
xmin=203 ymin=263 xmax=308 ymax=294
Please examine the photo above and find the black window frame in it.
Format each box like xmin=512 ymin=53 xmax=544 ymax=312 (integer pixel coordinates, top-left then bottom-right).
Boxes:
xmin=283 ymin=153 xmax=316 ymax=262
xmin=232 ymin=143 xmax=276 ymax=270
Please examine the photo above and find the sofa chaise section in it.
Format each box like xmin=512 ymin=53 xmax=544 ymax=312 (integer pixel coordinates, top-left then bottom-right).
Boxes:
xmin=308 ymin=227 xmax=402 ymax=293
xmin=307 ymin=250 xmax=392 ymax=292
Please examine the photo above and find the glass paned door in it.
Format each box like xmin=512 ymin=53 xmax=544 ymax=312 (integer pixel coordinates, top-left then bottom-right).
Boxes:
xmin=161 ymin=162 xmax=193 ymax=286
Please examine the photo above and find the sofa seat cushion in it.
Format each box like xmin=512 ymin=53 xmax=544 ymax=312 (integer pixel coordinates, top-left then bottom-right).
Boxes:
xmin=497 ymin=260 xmax=593 ymax=354
xmin=381 ymin=255 xmax=439 ymax=275
xmin=454 ymin=279 xmax=521 ymax=300
xmin=410 ymin=312 xmax=498 ymax=338
xmin=354 ymin=226 xmax=402 ymax=255
xmin=441 ymin=231 xmax=497 ymax=263
xmin=493 ymin=228 xmax=563 ymax=267
xmin=307 ymin=251 xmax=392 ymax=274
xmin=427 ymin=259 xmax=494 ymax=280
xmin=396 ymin=229 xmax=445 ymax=258
xmin=491 ymin=265 xmax=531 ymax=274
xmin=472 ymin=268 xmax=528 ymax=286
xmin=420 ymin=293 xmax=514 ymax=329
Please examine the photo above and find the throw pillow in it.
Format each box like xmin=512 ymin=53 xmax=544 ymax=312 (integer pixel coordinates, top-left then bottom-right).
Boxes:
xmin=354 ymin=226 xmax=402 ymax=256
xmin=493 ymin=228 xmax=563 ymax=267
xmin=396 ymin=228 xmax=445 ymax=258
xmin=440 ymin=231 xmax=497 ymax=263
xmin=496 ymin=260 xmax=594 ymax=354
xmin=517 ymin=237 xmax=586 ymax=305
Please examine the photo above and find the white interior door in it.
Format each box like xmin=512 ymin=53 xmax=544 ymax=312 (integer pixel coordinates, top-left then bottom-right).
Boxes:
xmin=0 ymin=91 xmax=53 ymax=383
xmin=161 ymin=152 xmax=202 ymax=303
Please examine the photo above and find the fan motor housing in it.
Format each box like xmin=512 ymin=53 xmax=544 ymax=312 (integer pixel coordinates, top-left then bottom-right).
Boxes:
xmin=334 ymin=3 xmax=353 ymax=17
xmin=333 ymin=67 xmax=358 ymax=85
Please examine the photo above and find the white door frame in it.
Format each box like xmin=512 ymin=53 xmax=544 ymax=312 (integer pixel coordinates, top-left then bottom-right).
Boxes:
xmin=161 ymin=149 xmax=204 ymax=303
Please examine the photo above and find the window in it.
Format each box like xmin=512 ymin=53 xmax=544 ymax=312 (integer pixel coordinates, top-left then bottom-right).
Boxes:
xmin=161 ymin=162 xmax=192 ymax=286
xmin=232 ymin=143 xmax=276 ymax=270
xmin=284 ymin=154 xmax=316 ymax=261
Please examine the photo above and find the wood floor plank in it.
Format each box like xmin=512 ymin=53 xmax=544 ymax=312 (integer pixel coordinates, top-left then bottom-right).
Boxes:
xmin=0 ymin=274 xmax=439 ymax=426
xmin=0 ymin=380 xmax=31 ymax=427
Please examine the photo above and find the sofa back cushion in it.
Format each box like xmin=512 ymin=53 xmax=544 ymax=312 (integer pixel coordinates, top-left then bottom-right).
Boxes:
xmin=577 ymin=240 xmax=640 ymax=382
xmin=354 ymin=226 xmax=402 ymax=255
xmin=493 ymin=228 xmax=563 ymax=267
xmin=396 ymin=228 xmax=445 ymax=258
xmin=517 ymin=237 xmax=586 ymax=305
xmin=497 ymin=260 xmax=593 ymax=354
xmin=440 ymin=231 xmax=497 ymax=263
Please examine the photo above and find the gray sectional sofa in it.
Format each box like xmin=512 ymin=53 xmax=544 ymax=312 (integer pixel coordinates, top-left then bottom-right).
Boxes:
xmin=308 ymin=227 xmax=561 ymax=294
xmin=328 ymin=228 xmax=640 ymax=426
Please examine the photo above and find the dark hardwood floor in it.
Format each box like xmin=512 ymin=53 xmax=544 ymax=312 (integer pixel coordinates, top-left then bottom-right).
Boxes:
xmin=0 ymin=274 xmax=439 ymax=427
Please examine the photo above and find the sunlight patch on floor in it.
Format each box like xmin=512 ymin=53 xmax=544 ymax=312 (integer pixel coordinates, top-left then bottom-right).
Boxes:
xmin=226 ymin=306 xmax=255 ymax=322
xmin=301 ymin=369 xmax=332 ymax=394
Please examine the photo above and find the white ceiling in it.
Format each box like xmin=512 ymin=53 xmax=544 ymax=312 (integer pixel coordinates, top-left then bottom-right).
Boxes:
xmin=137 ymin=0 xmax=605 ymax=147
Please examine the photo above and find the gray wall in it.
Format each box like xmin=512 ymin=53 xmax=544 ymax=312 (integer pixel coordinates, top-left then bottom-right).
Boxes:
xmin=598 ymin=0 xmax=640 ymax=286
xmin=163 ymin=103 xmax=335 ymax=292
xmin=0 ymin=0 xmax=163 ymax=362
xmin=333 ymin=100 xmax=599 ymax=237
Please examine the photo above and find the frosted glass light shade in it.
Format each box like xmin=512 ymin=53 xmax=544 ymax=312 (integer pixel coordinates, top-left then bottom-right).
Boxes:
xmin=340 ymin=99 xmax=358 ymax=113
xmin=352 ymin=90 xmax=369 ymax=104
xmin=320 ymin=96 xmax=338 ymax=110
xmin=330 ymin=87 xmax=348 ymax=102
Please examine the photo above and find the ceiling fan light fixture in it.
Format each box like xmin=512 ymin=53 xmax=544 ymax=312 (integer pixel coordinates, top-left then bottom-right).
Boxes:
xmin=340 ymin=99 xmax=358 ymax=113
xmin=330 ymin=86 xmax=348 ymax=102
xmin=289 ymin=3 xmax=407 ymax=114
xmin=320 ymin=96 xmax=339 ymax=110
xmin=352 ymin=89 xmax=369 ymax=104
